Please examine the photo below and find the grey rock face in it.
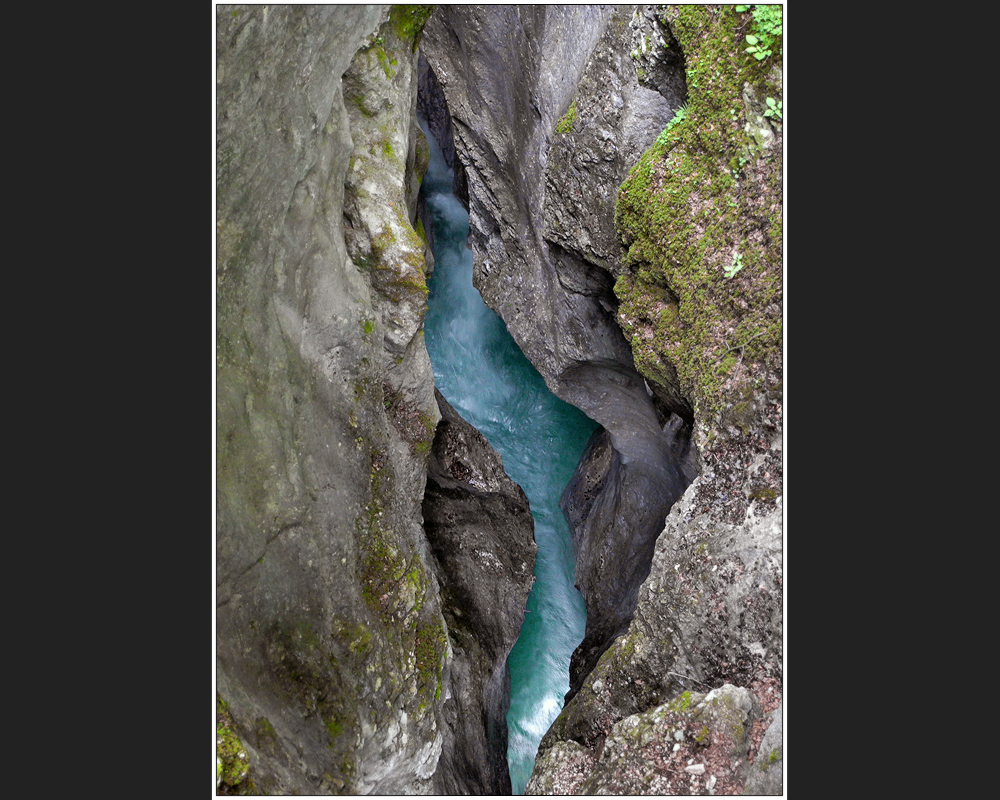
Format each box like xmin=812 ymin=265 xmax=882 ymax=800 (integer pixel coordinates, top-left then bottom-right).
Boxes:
xmin=217 ymin=5 xmax=533 ymax=794
xmin=743 ymin=701 xmax=782 ymax=795
xmin=529 ymin=436 xmax=783 ymax=793
xmin=628 ymin=3 xmax=688 ymax=107
xmin=420 ymin=2 xmax=696 ymax=700
xmin=527 ymin=684 xmax=762 ymax=795
xmin=422 ymin=390 xmax=537 ymax=794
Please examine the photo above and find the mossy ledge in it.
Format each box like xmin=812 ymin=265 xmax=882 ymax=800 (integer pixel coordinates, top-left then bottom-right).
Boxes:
xmin=613 ymin=4 xmax=782 ymax=434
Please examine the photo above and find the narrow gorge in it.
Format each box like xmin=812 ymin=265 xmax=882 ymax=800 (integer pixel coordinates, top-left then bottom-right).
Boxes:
xmin=217 ymin=4 xmax=783 ymax=796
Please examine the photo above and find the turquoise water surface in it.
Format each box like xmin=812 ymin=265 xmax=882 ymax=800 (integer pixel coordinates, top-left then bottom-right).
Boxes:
xmin=419 ymin=121 xmax=596 ymax=794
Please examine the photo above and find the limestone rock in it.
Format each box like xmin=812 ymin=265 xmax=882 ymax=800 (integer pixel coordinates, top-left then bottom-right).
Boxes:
xmin=529 ymin=439 xmax=782 ymax=793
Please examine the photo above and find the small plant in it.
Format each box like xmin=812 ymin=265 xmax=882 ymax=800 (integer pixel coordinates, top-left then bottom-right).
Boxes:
xmin=736 ymin=5 xmax=783 ymax=62
xmin=556 ymin=98 xmax=577 ymax=134
xmin=764 ymin=96 xmax=782 ymax=121
xmin=724 ymin=252 xmax=744 ymax=278
xmin=655 ymin=105 xmax=688 ymax=147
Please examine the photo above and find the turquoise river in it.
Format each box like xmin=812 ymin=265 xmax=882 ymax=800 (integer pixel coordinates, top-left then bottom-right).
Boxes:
xmin=419 ymin=121 xmax=597 ymax=794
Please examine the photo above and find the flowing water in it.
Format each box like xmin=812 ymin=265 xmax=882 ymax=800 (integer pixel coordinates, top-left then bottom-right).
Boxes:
xmin=419 ymin=121 xmax=597 ymax=794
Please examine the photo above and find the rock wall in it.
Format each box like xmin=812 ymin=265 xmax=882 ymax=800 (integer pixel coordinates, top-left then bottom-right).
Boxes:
xmin=422 ymin=390 xmax=536 ymax=794
xmin=525 ymin=5 xmax=784 ymax=793
xmin=216 ymin=5 xmax=531 ymax=794
xmin=419 ymin=2 xmax=699 ymax=703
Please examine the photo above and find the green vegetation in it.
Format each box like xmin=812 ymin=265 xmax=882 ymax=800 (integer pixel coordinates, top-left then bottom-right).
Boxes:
xmin=735 ymin=5 xmax=783 ymax=62
xmin=655 ymin=105 xmax=688 ymax=147
xmin=668 ymin=690 xmax=693 ymax=713
xmin=324 ymin=714 xmax=344 ymax=741
xmin=333 ymin=619 xmax=374 ymax=656
xmin=375 ymin=44 xmax=396 ymax=79
xmin=724 ymin=252 xmax=744 ymax=278
xmin=556 ymin=98 xmax=578 ymax=134
xmin=764 ymin=96 xmax=782 ymax=121
xmin=613 ymin=4 xmax=782 ymax=428
xmin=414 ymin=616 xmax=447 ymax=709
xmin=354 ymin=439 xmax=446 ymax=714
xmin=255 ymin=716 xmax=277 ymax=740
xmin=389 ymin=5 xmax=435 ymax=50
xmin=217 ymin=694 xmax=255 ymax=792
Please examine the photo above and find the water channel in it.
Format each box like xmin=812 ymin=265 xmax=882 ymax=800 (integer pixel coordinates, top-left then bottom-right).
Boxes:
xmin=419 ymin=121 xmax=597 ymax=794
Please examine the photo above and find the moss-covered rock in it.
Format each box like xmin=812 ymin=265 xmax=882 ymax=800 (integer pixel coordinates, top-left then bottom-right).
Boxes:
xmin=217 ymin=695 xmax=254 ymax=793
xmin=614 ymin=4 xmax=782 ymax=436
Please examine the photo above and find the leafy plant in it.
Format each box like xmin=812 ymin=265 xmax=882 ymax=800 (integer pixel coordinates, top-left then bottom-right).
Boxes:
xmin=655 ymin=105 xmax=688 ymax=147
xmin=735 ymin=4 xmax=782 ymax=62
xmin=724 ymin=252 xmax=744 ymax=278
xmin=764 ymin=96 xmax=782 ymax=121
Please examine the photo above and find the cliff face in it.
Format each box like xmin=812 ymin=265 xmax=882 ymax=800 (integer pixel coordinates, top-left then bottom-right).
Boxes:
xmin=216 ymin=5 xmax=531 ymax=794
xmin=527 ymin=5 xmax=784 ymax=793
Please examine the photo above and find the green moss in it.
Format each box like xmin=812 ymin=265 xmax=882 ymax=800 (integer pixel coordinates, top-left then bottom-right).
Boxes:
xmin=768 ymin=748 xmax=781 ymax=764
xmin=556 ymin=98 xmax=578 ymax=134
xmin=613 ymin=5 xmax=782 ymax=430
xmin=414 ymin=616 xmax=447 ymax=710
xmin=332 ymin=620 xmax=374 ymax=656
xmin=668 ymin=691 xmax=693 ymax=713
xmin=389 ymin=5 xmax=435 ymax=50
xmin=217 ymin=694 xmax=254 ymax=791
xmin=324 ymin=714 xmax=344 ymax=741
xmin=375 ymin=45 xmax=394 ymax=79
xmin=392 ymin=274 xmax=430 ymax=298
xmin=616 ymin=629 xmax=641 ymax=664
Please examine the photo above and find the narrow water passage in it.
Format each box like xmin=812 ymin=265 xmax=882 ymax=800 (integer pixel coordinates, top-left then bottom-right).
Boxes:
xmin=419 ymin=121 xmax=597 ymax=794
